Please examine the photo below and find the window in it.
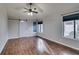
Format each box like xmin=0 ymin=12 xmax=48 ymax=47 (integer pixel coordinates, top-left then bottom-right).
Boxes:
xmin=75 ymin=20 xmax=79 ymax=39
xmin=40 ymin=24 xmax=43 ymax=32
xmin=33 ymin=22 xmax=37 ymax=32
xmin=63 ymin=13 xmax=79 ymax=39
xmin=33 ymin=21 xmax=43 ymax=33
xmin=64 ymin=20 xmax=74 ymax=39
xmin=38 ymin=21 xmax=43 ymax=33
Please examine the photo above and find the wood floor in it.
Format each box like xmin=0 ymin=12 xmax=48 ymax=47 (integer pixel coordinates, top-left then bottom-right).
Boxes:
xmin=1 ymin=37 xmax=79 ymax=55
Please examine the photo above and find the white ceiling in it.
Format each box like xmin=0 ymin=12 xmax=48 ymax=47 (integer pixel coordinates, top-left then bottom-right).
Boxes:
xmin=4 ymin=3 xmax=79 ymax=20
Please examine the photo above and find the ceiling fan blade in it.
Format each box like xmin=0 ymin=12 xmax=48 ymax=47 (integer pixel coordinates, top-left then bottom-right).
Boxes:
xmin=23 ymin=11 xmax=28 ymax=13
xmin=32 ymin=11 xmax=38 ymax=13
xmin=33 ymin=4 xmax=43 ymax=12
xmin=24 ymin=8 xmax=29 ymax=10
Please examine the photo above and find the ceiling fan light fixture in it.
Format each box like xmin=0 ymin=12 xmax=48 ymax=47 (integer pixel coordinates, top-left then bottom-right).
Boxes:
xmin=28 ymin=12 xmax=30 ymax=15
xmin=30 ymin=12 xmax=33 ymax=16
xmin=28 ymin=12 xmax=33 ymax=16
xmin=20 ymin=20 xmax=25 ymax=22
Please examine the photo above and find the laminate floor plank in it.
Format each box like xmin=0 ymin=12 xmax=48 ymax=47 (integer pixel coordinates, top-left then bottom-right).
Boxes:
xmin=1 ymin=37 xmax=79 ymax=55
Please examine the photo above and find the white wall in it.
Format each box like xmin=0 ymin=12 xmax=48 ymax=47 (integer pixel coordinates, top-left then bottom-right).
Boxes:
xmin=8 ymin=20 xmax=19 ymax=39
xmin=0 ymin=4 xmax=8 ymax=53
xmin=37 ymin=11 xmax=79 ymax=50
xmin=20 ymin=20 xmax=36 ymax=37
xmin=8 ymin=20 xmax=36 ymax=39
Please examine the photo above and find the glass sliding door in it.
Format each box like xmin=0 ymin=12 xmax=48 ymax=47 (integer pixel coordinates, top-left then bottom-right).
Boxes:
xmin=64 ymin=20 xmax=74 ymax=39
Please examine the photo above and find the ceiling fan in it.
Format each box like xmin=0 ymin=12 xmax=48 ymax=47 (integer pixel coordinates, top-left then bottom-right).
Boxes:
xmin=23 ymin=3 xmax=39 ymax=15
xmin=15 ymin=3 xmax=43 ymax=16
